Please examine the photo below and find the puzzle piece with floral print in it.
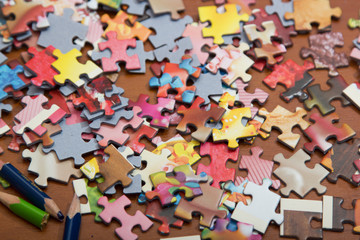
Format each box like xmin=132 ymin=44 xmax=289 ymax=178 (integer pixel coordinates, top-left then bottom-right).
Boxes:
xmin=197 ymin=142 xmax=239 ymax=188
xmin=152 ymin=134 xmax=201 ymax=166
xmin=237 ymin=146 xmax=280 ymax=189
xmin=182 ymin=22 xmax=214 ymax=65
xmin=98 ymin=31 xmax=141 ymax=72
xmin=174 ymin=177 xmax=227 ymax=227
xmin=146 ymin=164 xmax=208 ymax=206
xmin=13 ymin=94 xmax=66 ymax=136
xmin=149 ymin=56 xmax=201 ymax=103
xmin=212 ymin=107 xmax=257 ymax=149
xmin=24 ymin=46 xmax=57 ymax=87
xmin=233 ymin=80 xmax=268 ymax=118
xmin=101 ymin=10 xmax=151 ymax=42
xmin=198 ymin=4 xmax=249 ymax=44
xmin=259 ymin=106 xmax=309 ymax=149
xmin=2 ymin=0 xmax=54 ymax=35
xmin=284 ymin=0 xmax=342 ymax=32
xmin=177 ymin=97 xmax=226 ymax=142
xmin=72 ymin=76 xmax=121 ymax=117
xmin=206 ymin=44 xmax=254 ymax=85
xmin=303 ymin=112 xmax=356 ymax=154
xmin=244 ymin=21 xmax=286 ymax=65
xmin=93 ymin=106 xmax=144 ymax=147
xmin=247 ymin=8 xmax=297 ymax=47
xmin=300 ymin=32 xmax=349 ymax=77
xmin=128 ymin=94 xmax=175 ymax=129
xmin=304 ymin=75 xmax=350 ymax=115
xmin=0 ymin=64 xmax=26 ymax=101
xmin=52 ymin=48 xmax=103 ymax=88
xmin=273 ymin=149 xmax=329 ymax=198
xmin=98 ymin=195 xmax=153 ymax=240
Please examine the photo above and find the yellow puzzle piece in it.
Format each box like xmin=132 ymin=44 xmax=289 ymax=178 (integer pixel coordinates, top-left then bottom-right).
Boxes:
xmin=212 ymin=107 xmax=256 ymax=149
xmin=52 ymin=48 xmax=103 ymax=87
xmin=198 ymin=4 xmax=249 ymax=44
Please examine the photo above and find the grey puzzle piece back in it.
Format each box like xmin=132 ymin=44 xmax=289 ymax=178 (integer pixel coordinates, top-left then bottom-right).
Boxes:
xmin=121 ymin=0 xmax=149 ymax=16
xmin=37 ymin=8 xmax=88 ymax=52
xmin=265 ymin=0 xmax=294 ymax=27
xmin=127 ymin=40 xmax=154 ymax=73
xmin=193 ymin=71 xmax=223 ymax=105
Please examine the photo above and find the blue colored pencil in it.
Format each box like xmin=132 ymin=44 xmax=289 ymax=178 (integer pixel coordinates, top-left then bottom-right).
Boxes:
xmin=63 ymin=194 xmax=81 ymax=240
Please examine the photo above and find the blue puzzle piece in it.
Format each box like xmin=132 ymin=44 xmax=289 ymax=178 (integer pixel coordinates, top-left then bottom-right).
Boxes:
xmin=0 ymin=65 xmax=26 ymax=101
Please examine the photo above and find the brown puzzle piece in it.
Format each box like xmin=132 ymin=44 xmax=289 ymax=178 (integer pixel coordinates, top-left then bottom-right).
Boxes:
xmin=97 ymin=144 xmax=134 ymax=193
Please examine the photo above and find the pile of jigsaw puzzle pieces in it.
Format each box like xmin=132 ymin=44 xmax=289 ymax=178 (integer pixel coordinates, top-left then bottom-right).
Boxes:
xmin=1 ymin=0 xmax=360 ymax=239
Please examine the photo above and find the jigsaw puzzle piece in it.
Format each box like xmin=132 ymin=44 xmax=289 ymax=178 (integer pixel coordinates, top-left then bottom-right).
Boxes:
xmin=273 ymin=149 xmax=329 ymax=198
xmin=265 ymin=0 xmax=294 ymax=27
xmin=343 ymin=83 xmax=360 ymax=110
xmin=124 ymin=123 xmax=158 ymax=154
xmin=259 ymin=105 xmax=309 ymax=149
xmin=0 ymin=64 xmax=26 ymax=101
xmin=303 ymin=112 xmax=356 ymax=154
xmin=127 ymin=40 xmax=154 ymax=74
xmin=147 ymin=0 xmax=185 ymax=19
xmin=98 ymin=195 xmax=153 ymax=240
xmin=121 ymin=0 xmax=149 ymax=16
xmin=231 ymin=178 xmax=283 ymax=233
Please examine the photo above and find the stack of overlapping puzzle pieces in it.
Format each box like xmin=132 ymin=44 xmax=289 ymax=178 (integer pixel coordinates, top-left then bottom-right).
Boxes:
xmin=0 ymin=0 xmax=360 ymax=239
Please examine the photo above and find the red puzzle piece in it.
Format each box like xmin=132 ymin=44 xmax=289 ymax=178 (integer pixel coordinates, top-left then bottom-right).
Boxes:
xmin=197 ymin=142 xmax=239 ymax=188
xmin=93 ymin=106 xmax=144 ymax=147
xmin=303 ymin=112 xmax=356 ymax=154
xmin=72 ymin=76 xmax=121 ymax=116
xmin=237 ymin=146 xmax=280 ymax=189
xmin=124 ymin=124 xmax=158 ymax=154
xmin=263 ymin=59 xmax=314 ymax=89
xmin=98 ymin=31 xmax=141 ymax=72
xmin=25 ymin=46 xmax=57 ymax=87
xmin=128 ymin=94 xmax=175 ymax=129
xmin=45 ymin=90 xmax=70 ymax=116
xmin=98 ymin=195 xmax=153 ymax=240
xmin=247 ymin=8 xmax=297 ymax=47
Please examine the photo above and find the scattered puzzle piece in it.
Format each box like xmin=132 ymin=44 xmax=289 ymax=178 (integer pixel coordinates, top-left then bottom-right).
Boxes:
xmin=343 ymin=83 xmax=360 ymax=110
xmin=128 ymin=94 xmax=175 ymax=129
xmin=284 ymin=0 xmax=342 ymax=32
xmin=124 ymin=123 xmax=158 ymax=154
xmin=177 ymin=97 xmax=226 ymax=142
xmin=231 ymin=178 xmax=283 ymax=233
xmin=321 ymin=139 xmax=360 ymax=185
xmin=0 ymin=64 xmax=26 ymax=101
xmin=281 ymin=72 xmax=314 ymax=102
xmin=273 ymin=149 xmax=329 ymax=198
xmin=265 ymin=0 xmax=294 ymax=27
xmin=22 ymin=144 xmax=81 ymax=188
xmin=37 ymin=9 xmax=88 ymax=52
xmin=175 ymin=178 xmax=227 ymax=227
xmin=280 ymin=198 xmax=323 ymax=240
xmin=147 ymin=0 xmax=185 ymax=19
xmin=300 ymin=32 xmax=349 ymax=77
xmin=193 ymin=71 xmax=223 ymax=105
xmin=304 ymin=75 xmax=350 ymax=115
xmin=146 ymin=164 xmax=208 ymax=206
xmin=13 ymin=94 xmax=66 ymax=136
xmin=127 ymin=40 xmax=154 ymax=74
xmin=198 ymin=4 xmax=249 ymax=44
xmin=121 ymin=0 xmax=149 ymax=16
xmin=52 ymin=48 xmax=103 ymax=88
xmin=244 ymin=21 xmax=286 ymax=65
xmin=43 ymin=121 xmax=99 ymax=166
xmin=212 ymin=107 xmax=256 ymax=149
xmin=98 ymin=195 xmax=153 ymax=240
xmin=154 ymin=37 xmax=196 ymax=65
xmin=197 ymin=142 xmax=239 ymax=188
xmin=258 ymin=105 xmax=309 ymax=149
xmin=237 ymin=146 xmax=280 ymax=189
xmin=22 ymin=122 xmax=62 ymax=148
xmin=303 ymin=112 xmax=356 ymax=154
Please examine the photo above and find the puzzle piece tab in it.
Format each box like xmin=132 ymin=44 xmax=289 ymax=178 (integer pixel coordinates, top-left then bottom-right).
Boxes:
xmin=0 ymin=64 xmax=26 ymax=101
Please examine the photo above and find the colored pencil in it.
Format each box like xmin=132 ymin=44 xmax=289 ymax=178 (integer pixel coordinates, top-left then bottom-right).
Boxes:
xmin=63 ymin=194 xmax=81 ymax=240
xmin=0 ymin=160 xmax=64 ymax=221
xmin=0 ymin=191 xmax=49 ymax=229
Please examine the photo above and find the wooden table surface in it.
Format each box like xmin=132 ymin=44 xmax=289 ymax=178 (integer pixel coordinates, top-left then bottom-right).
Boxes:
xmin=1 ymin=0 xmax=360 ymax=239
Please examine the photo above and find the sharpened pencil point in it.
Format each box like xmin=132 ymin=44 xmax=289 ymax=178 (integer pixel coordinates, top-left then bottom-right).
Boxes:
xmin=57 ymin=211 xmax=64 ymax=221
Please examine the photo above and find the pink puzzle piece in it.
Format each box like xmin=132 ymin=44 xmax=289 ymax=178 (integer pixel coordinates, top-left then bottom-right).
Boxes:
xmin=237 ymin=146 xmax=280 ymax=189
xmin=98 ymin=195 xmax=153 ymax=240
xmin=13 ymin=94 xmax=66 ymax=136
xmin=234 ymin=80 xmax=268 ymax=117
xmin=128 ymin=94 xmax=175 ymax=129
xmin=98 ymin=31 xmax=140 ymax=72
xmin=197 ymin=142 xmax=239 ymax=188
xmin=93 ymin=106 xmax=144 ymax=147
xmin=303 ymin=112 xmax=356 ymax=154
xmin=182 ymin=22 xmax=214 ymax=65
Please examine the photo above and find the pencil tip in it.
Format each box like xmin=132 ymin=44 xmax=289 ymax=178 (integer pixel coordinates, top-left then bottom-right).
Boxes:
xmin=57 ymin=211 xmax=64 ymax=221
